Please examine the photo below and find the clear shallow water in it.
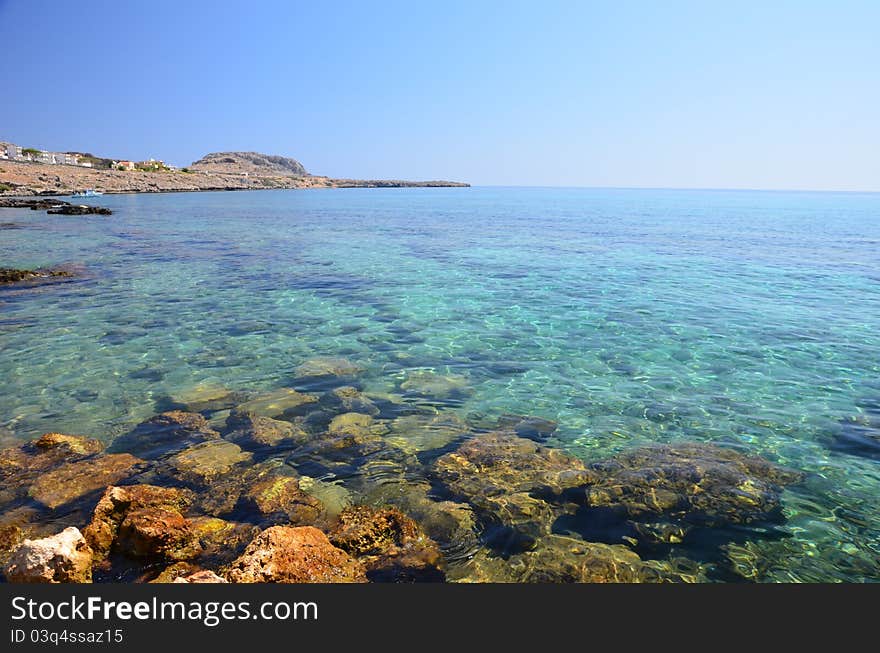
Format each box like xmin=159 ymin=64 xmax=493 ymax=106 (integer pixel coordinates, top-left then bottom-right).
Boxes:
xmin=2 ymin=187 xmax=880 ymax=581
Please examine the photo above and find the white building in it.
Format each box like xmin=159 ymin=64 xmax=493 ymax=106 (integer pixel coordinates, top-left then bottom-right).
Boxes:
xmin=6 ymin=144 xmax=22 ymax=160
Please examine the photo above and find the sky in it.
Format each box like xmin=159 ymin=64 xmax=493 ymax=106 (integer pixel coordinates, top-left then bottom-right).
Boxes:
xmin=1 ymin=0 xmax=878 ymax=190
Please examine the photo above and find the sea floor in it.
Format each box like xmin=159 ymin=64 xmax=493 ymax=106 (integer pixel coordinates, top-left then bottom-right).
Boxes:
xmin=1 ymin=187 xmax=879 ymax=582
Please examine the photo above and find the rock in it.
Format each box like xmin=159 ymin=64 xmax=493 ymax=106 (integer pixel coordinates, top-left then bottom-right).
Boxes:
xmin=578 ymin=442 xmax=805 ymax=545
xmin=0 ymin=267 xmax=75 ymax=286
xmin=240 ymin=474 xmax=324 ymax=526
xmin=296 ymin=476 xmax=351 ymax=519
xmin=171 ymin=382 xmax=243 ymax=413
xmin=829 ymin=413 xmax=880 ymax=460
xmin=233 ymin=388 xmax=318 ymax=420
xmin=319 ymin=386 xmax=379 ymax=416
xmin=47 ymin=204 xmax=112 ymax=215
xmin=295 ymin=357 xmax=363 ymax=379
xmin=4 ymin=527 xmax=93 ymax=583
xmin=386 ymin=411 xmax=470 ymax=453
xmin=328 ymin=412 xmax=376 ymax=435
xmin=330 ymin=506 xmax=445 ymax=582
xmin=173 ymin=570 xmax=227 ymax=583
xmin=109 ymin=411 xmax=220 ymax=459
xmin=433 ymin=432 xmax=592 ymax=549
xmin=28 ymin=453 xmax=142 ymax=510
xmin=225 ymin=526 xmax=367 ymax=583
xmin=84 ymin=485 xmax=194 ymax=559
xmin=164 ymin=440 xmax=252 ymax=488
xmin=34 ymin=432 xmax=103 ymax=455
xmin=188 ymin=516 xmax=258 ymax=566
xmin=497 ymin=414 xmax=558 ymax=442
xmin=224 ymin=409 xmax=308 ymax=450
xmin=449 ymin=534 xmax=703 ymax=583
xmin=399 ymin=370 xmax=471 ymax=400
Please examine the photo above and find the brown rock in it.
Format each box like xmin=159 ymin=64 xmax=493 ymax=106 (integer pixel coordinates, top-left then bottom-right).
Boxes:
xmin=165 ymin=440 xmax=252 ymax=488
xmin=173 ymin=570 xmax=228 ymax=583
xmin=226 ymin=526 xmax=367 ymax=583
xmin=233 ymin=388 xmax=317 ymax=420
xmin=224 ymin=410 xmax=308 ymax=449
xmin=84 ymin=485 xmax=194 ymax=559
xmin=330 ymin=506 xmax=445 ymax=582
xmin=28 ymin=453 xmax=142 ymax=509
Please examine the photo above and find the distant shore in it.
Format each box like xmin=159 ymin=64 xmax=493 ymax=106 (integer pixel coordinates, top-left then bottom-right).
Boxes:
xmin=0 ymin=159 xmax=469 ymax=196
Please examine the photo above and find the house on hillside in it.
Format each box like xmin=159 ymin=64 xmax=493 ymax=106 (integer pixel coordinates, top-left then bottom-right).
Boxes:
xmin=116 ymin=160 xmax=136 ymax=171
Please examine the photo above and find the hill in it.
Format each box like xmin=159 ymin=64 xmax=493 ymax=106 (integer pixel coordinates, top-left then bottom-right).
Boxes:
xmin=190 ymin=152 xmax=309 ymax=177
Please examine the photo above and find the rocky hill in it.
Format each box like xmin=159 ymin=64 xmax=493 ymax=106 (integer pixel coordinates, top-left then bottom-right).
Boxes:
xmin=190 ymin=152 xmax=309 ymax=177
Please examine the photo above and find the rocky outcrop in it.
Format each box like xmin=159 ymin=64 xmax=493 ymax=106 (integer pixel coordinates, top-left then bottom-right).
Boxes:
xmin=47 ymin=204 xmax=112 ymax=215
xmin=0 ymin=197 xmax=111 ymax=214
xmin=0 ymin=267 xmax=75 ymax=286
xmin=190 ymin=152 xmax=309 ymax=177
xmin=4 ymin=527 xmax=93 ymax=583
xmin=225 ymin=526 xmax=367 ymax=583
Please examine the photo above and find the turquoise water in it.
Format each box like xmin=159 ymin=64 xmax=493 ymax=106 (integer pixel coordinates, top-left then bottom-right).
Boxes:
xmin=2 ymin=187 xmax=880 ymax=581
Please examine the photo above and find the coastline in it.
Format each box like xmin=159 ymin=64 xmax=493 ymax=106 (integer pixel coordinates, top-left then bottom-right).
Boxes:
xmin=0 ymin=159 xmax=469 ymax=196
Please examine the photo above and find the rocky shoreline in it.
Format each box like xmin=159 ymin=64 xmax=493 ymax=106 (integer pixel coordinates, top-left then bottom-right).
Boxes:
xmin=0 ymin=159 xmax=469 ymax=196
xmin=0 ymin=357 xmax=807 ymax=584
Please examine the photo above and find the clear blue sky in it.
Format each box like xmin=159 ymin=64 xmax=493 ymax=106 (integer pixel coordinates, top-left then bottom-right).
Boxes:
xmin=1 ymin=0 xmax=878 ymax=190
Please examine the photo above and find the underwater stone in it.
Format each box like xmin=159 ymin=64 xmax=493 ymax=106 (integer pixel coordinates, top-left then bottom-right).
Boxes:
xmin=330 ymin=506 xmax=445 ymax=582
xmin=109 ymin=411 xmax=220 ymax=459
xmin=449 ymin=534 xmax=703 ymax=583
xmin=233 ymin=388 xmax=318 ymax=420
xmin=399 ymin=370 xmax=472 ymax=400
xmin=164 ymin=440 xmax=252 ymax=488
xmin=319 ymin=386 xmax=380 ymax=416
xmin=241 ymin=474 xmax=325 ymax=526
xmin=224 ymin=410 xmax=309 ymax=450
xmin=580 ymin=442 xmax=804 ymax=543
xmin=28 ymin=453 xmax=143 ymax=510
xmin=433 ymin=432 xmax=593 ymax=550
xmin=34 ymin=432 xmax=104 ymax=456
xmin=4 ymin=527 xmax=93 ymax=584
xmin=225 ymin=526 xmax=367 ymax=583
xmin=496 ymin=414 xmax=558 ymax=442
xmin=385 ymin=411 xmax=470 ymax=454
xmin=829 ymin=413 xmax=880 ymax=460
xmin=295 ymin=357 xmax=364 ymax=379
xmin=116 ymin=507 xmax=201 ymax=561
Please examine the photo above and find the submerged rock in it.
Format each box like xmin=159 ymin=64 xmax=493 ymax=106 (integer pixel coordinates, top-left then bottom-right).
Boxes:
xmin=399 ymin=370 xmax=472 ymax=400
xmin=47 ymin=204 xmax=112 ymax=216
xmin=84 ymin=485 xmax=197 ymax=561
xmin=319 ymin=386 xmax=379 ymax=416
xmin=240 ymin=474 xmax=324 ymax=526
xmin=450 ymin=534 xmax=703 ymax=583
xmin=224 ymin=410 xmax=309 ymax=450
xmin=4 ymin=527 xmax=93 ymax=583
xmin=576 ymin=442 xmax=804 ymax=545
xmin=34 ymin=432 xmax=103 ymax=455
xmin=330 ymin=506 xmax=445 ymax=582
xmin=497 ymin=414 xmax=558 ymax=442
xmin=109 ymin=411 xmax=220 ymax=459
xmin=233 ymin=388 xmax=318 ymax=420
xmin=433 ymin=432 xmax=592 ymax=550
xmin=225 ymin=526 xmax=367 ymax=583
xmin=295 ymin=357 xmax=364 ymax=380
xmin=829 ymin=413 xmax=880 ymax=460
xmin=385 ymin=411 xmax=470 ymax=453
xmin=163 ymin=440 xmax=252 ymax=488
xmin=28 ymin=453 xmax=142 ymax=510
